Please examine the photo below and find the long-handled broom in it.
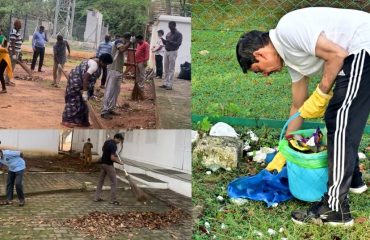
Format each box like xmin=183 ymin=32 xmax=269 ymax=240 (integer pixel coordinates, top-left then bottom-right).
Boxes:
xmin=116 ymin=152 xmax=149 ymax=202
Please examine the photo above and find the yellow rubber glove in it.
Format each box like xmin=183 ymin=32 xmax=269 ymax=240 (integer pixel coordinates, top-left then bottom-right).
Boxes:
xmin=299 ymin=85 xmax=333 ymax=119
xmin=265 ymin=152 xmax=286 ymax=172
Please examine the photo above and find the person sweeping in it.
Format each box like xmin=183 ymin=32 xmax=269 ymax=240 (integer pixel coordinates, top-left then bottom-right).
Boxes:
xmin=0 ymin=42 xmax=13 ymax=93
xmin=237 ymin=7 xmax=369 ymax=226
xmin=94 ymin=133 xmax=124 ymax=205
xmin=0 ymin=149 xmax=26 ymax=206
xmin=61 ymin=53 xmax=113 ymax=128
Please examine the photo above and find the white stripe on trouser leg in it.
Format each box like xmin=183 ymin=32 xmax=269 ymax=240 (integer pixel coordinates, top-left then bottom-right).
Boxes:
xmin=328 ymin=50 xmax=365 ymax=211
xmin=330 ymin=51 xmax=364 ymax=211
xmin=328 ymin=52 xmax=359 ymax=209
xmin=334 ymin=51 xmax=365 ymax=210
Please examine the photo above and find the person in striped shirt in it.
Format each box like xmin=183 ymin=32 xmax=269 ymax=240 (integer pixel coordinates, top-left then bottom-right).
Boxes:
xmin=5 ymin=20 xmax=23 ymax=86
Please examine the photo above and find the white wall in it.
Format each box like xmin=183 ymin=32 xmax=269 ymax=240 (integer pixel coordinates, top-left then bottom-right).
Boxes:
xmin=122 ymin=130 xmax=191 ymax=174
xmin=71 ymin=129 xmax=106 ymax=155
xmin=0 ymin=130 xmax=59 ymax=154
xmin=84 ymin=10 xmax=103 ymax=46
xmin=150 ymin=15 xmax=191 ymax=73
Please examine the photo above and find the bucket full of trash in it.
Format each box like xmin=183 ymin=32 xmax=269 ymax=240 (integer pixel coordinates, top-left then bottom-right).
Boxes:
xmin=278 ymin=114 xmax=328 ymax=202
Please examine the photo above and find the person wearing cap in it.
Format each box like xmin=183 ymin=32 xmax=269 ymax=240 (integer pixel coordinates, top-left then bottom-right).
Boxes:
xmin=0 ymin=149 xmax=26 ymax=206
xmin=61 ymin=53 xmax=113 ymax=128
xmin=236 ymin=7 xmax=370 ymax=226
xmin=160 ymin=21 xmax=182 ymax=90
xmin=96 ymin=35 xmax=113 ymax=89
xmin=135 ymin=35 xmax=150 ymax=93
xmin=94 ymin=133 xmax=124 ymax=205
xmin=100 ymin=33 xmax=132 ymax=120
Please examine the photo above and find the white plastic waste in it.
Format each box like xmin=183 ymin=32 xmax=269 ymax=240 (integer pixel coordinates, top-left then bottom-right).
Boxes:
xmin=230 ymin=198 xmax=248 ymax=205
xmin=267 ymin=228 xmax=276 ymax=236
xmin=358 ymin=152 xmax=367 ymax=160
xmin=209 ymin=122 xmax=239 ymax=138
xmin=192 ymin=130 xmax=199 ymax=143
xmin=199 ymin=50 xmax=210 ymax=55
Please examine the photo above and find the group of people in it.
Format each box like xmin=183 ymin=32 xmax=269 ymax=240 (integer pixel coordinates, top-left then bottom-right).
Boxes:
xmin=0 ymin=132 xmax=125 ymax=207
xmin=62 ymin=21 xmax=182 ymax=127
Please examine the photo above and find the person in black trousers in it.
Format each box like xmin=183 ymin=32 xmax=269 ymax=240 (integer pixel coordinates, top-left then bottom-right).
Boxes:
xmin=31 ymin=26 xmax=48 ymax=72
xmin=152 ymin=30 xmax=165 ymax=79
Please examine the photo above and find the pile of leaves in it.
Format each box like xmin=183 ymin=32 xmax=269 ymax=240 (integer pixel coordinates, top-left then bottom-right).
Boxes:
xmin=59 ymin=208 xmax=186 ymax=239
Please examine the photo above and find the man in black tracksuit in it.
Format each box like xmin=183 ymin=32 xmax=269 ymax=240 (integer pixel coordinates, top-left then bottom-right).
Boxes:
xmin=236 ymin=7 xmax=370 ymax=226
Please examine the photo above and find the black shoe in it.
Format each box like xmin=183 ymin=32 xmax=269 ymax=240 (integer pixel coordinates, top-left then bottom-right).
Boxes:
xmin=350 ymin=175 xmax=368 ymax=194
xmin=101 ymin=113 xmax=113 ymax=120
xmin=109 ymin=110 xmax=121 ymax=116
xmin=291 ymin=196 xmax=354 ymax=227
xmin=159 ymin=85 xmax=167 ymax=88
xmin=165 ymin=86 xmax=172 ymax=90
xmin=19 ymin=200 xmax=25 ymax=207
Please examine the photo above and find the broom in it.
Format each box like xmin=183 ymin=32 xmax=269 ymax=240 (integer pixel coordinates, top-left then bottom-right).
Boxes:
xmin=116 ymin=152 xmax=149 ymax=202
xmin=130 ymin=40 xmax=145 ymax=101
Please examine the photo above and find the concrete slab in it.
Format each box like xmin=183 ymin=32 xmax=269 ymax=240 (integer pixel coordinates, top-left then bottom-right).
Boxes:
xmin=154 ymin=77 xmax=191 ymax=129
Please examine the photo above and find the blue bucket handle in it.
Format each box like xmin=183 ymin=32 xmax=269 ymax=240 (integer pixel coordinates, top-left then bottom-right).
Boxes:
xmin=279 ymin=112 xmax=301 ymax=141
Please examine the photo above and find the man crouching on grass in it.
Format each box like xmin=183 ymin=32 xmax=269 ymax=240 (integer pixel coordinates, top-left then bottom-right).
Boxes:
xmin=0 ymin=149 xmax=26 ymax=206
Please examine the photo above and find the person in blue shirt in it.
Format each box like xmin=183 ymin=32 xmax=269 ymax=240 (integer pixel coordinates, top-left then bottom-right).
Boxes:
xmin=31 ymin=25 xmax=48 ymax=72
xmin=0 ymin=149 xmax=26 ymax=206
xmin=96 ymin=35 xmax=113 ymax=89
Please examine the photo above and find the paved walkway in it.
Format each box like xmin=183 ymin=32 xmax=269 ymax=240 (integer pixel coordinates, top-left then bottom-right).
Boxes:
xmin=0 ymin=172 xmax=192 ymax=239
xmin=154 ymin=77 xmax=191 ymax=129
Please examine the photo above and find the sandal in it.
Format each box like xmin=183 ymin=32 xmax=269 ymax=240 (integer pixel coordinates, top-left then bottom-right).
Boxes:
xmin=110 ymin=201 xmax=121 ymax=205
xmin=0 ymin=89 xmax=7 ymax=94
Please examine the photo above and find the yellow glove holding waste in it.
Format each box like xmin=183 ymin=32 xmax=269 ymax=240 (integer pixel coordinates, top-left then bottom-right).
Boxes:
xmin=299 ymin=85 xmax=333 ymax=119
xmin=265 ymin=152 xmax=286 ymax=172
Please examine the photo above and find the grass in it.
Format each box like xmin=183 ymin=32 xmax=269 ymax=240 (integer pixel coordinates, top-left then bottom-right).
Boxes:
xmin=191 ymin=1 xmax=370 ymax=124
xmin=192 ymin=128 xmax=370 ymax=240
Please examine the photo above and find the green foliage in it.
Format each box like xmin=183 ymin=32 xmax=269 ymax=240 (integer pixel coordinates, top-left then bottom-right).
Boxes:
xmin=197 ymin=117 xmax=212 ymax=133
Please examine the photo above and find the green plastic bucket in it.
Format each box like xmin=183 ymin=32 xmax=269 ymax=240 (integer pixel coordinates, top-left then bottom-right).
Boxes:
xmin=279 ymin=129 xmax=328 ymax=202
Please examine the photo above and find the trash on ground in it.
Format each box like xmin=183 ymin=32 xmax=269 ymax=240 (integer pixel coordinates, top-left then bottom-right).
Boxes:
xmin=230 ymin=198 xmax=248 ymax=205
xmin=199 ymin=50 xmax=210 ymax=55
xmin=216 ymin=196 xmax=224 ymax=202
xmin=192 ymin=130 xmax=199 ymax=144
xmin=209 ymin=122 xmax=238 ymax=138
xmin=267 ymin=228 xmax=276 ymax=235
xmin=253 ymin=230 xmax=263 ymax=237
xmin=358 ymin=152 xmax=367 ymax=160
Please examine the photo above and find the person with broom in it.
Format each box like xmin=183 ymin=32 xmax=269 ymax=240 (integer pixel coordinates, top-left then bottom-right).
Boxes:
xmin=94 ymin=133 xmax=124 ymax=205
xmin=236 ymin=7 xmax=370 ymax=226
xmin=100 ymin=33 xmax=132 ymax=120
xmin=0 ymin=149 xmax=26 ymax=207
xmin=0 ymin=40 xmax=12 ymax=94
xmin=61 ymin=53 xmax=113 ymax=128
xmin=134 ymin=35 xmax=150 ymax=99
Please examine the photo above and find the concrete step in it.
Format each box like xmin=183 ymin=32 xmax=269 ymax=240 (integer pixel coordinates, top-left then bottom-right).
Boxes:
xmin=116 ymin=159 xmax=191 ymax=197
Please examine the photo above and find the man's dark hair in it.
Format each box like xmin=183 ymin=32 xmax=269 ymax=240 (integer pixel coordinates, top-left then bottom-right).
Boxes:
xmin=87 ymin=138 xmax=90 ymax=141
xmin=136 ymin=35 xmax=144 ymax=40
xmin=57 ymin=35 xmax=63 ymax=42
xmin=99 ymin=53 xmax=113 ymax=64
xmin=236 ymin=30 xmax=270 ymax=73
xmin=123 ymin=32 xmax=131 ymax=40
xmin=169 ymin=21 xmax=176 ymax=27
xmin=39 ymin=26 xmax=45 ymax=30
xmin=114 ymin=133 xmax=124 ymax=141
xmin=157 ymin=30 xmax=164 ymax=35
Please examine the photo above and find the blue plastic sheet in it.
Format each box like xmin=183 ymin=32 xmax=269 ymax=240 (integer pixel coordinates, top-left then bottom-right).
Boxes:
xmin=227 ymin=167 xmax=293 ymax=207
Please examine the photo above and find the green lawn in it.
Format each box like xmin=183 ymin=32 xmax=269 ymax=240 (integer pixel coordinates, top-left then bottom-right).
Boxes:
xmin=192 ymin=128 xmax=370 ymax=240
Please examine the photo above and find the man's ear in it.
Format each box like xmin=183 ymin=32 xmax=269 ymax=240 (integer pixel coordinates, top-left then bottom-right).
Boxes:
xmin=252 ymin=49 xmax=263 ymax=60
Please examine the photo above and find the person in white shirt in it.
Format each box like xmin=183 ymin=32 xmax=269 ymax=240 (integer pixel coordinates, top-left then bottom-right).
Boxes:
xmin=236 ymin=7 xmax=370 ymax=226
xmin=152 ymin=30 xmax=165 ymax=79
